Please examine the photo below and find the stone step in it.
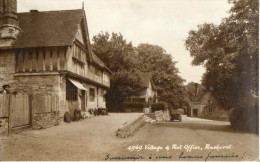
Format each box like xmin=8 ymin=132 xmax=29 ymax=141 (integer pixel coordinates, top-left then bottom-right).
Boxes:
xmin=144 ymin=115 xmax=156 ymax=124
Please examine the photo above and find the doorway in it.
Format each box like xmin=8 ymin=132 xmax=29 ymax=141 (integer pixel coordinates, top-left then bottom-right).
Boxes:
xmin=193 ymin=109 xmax=198 ymax=117
xmin=81 ymin=90 xmax=86 ymax=111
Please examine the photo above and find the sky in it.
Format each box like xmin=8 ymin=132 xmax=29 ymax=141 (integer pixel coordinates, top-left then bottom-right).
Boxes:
xmin=18 ymin=0 xmax=232 ymax=84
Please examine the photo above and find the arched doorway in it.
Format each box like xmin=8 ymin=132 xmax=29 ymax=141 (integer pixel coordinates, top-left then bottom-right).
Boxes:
xmin=193 ymin=109 xmax=198 ymax=117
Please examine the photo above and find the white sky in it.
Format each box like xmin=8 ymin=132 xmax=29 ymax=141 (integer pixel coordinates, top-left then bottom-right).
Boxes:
xmin=18 ymin=0 xmax=232 ymax=84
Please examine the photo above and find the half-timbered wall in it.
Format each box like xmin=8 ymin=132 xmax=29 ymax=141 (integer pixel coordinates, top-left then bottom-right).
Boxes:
xmin=15 ymin=47 xmax=67 ymax=73
xmin=67 ymin=42 xmax=88 ymax=76
xmin=87 ymin=64 xmax=103 ymax=84
xmin=103 ymin=71 xmax=110 ymax=87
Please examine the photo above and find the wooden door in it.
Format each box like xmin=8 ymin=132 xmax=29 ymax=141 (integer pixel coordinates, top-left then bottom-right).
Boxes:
xmin=81 ymin=90 xmax=86 ymax=111
xmin=10 ymin=94 xmax=31 ymax=128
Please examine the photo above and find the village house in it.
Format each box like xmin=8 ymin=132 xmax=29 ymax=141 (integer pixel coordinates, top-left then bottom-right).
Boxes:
xmin=0 ymin=0 xmax=111 ymax=133
xmin=186 ymin=83 xmax=228 ymax=120
xmin=126 ymin=71 xmax=157 ymax=104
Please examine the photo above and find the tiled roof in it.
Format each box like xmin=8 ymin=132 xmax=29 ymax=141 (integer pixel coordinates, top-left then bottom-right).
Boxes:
xmin=136 ymin=70 xmax=157 ymax=90
xmin=92 ymin=52 xmax=111 ymax=73
xmin=13 ymin=9 xmax=84 ymax=48
xmin=11 ymin=9 xmax=111 ymax=73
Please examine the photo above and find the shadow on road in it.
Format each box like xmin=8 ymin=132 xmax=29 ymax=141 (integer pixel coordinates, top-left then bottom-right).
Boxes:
xmin=152 ymin=121 xmax=256 ymax=134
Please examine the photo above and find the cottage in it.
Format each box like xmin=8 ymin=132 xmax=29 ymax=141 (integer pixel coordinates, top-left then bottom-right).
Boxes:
xmin=0 ymin=0 xmax=111 ymax=132
xmin=185 ymin=83 xmax=228 ymax=120
xmin=126 ymin=71 xmax=157 ymax=104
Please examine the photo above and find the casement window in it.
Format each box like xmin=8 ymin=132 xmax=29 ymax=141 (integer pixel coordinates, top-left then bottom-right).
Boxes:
xmin=66 ymin=79 xmax=78 ymax=101
xmin=103 ymin=94 xmax=106 ymax=102
xmin=72 ymin=43 xmax=86 ymax=65
xmin=89 ymin=88 xmax=95 ymax=102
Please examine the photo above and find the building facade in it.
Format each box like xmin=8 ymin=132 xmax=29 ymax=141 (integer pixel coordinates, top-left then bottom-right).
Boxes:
xmin=186 ymin=83 xmax=228 ymax=120
xmin=0 ymin=0 xmax=111 ymax=131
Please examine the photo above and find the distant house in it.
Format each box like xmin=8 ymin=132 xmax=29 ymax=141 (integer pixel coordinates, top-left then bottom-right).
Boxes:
xmin=186 ymin=83 xmax=228 ymax=120
xmin=126 ymin=71 xmax=157 ymax=104
xmin=0 ymin=0 xmax=111 ymax=131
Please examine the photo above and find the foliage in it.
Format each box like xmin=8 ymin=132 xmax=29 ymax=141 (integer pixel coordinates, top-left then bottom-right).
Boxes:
xmin=92 ymin=32 xmax=185 ymax=110
xmin=123 ymin=102 xmax=145 ymax=108
xmin=92 ymin=33 xmax=146 ymax=111
xmin=92 ymin=32 xmax=137 ymax=72
xmin=185 ymin=0 xmax=259 ymax=108
xmin=151 ymin=102 xmax=169 ymax=112
xmin=135 ymin=44 xmax=185 ymax=108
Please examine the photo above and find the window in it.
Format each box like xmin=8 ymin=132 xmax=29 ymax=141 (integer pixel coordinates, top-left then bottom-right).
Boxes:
xmin=95 ymin=67 xmax=99 ymax=75
xmin=66 ymin=79 xmax=78 ymax=101
xmin=89 ymin=88 xmax=95 ymax=102
xmin=103 ymin=94 xmax=106 ymax=102
xmin=72 ymin=44 xmax=86 ymax=65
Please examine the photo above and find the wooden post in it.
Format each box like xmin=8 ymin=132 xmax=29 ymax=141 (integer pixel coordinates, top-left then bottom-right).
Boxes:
xmin=52 ymin=47 xmax=58 ymax=71
xmin=24 ymin=50 xmax=31 ymax=72
xmin=7 ymin=94 xmax=10 ymax=134
xmin=59 ymin=47 xmax=65 ymax=70
xmin=37 ymin=48 xmax=44 ymax=72
xmin=57 ymin=48 xmax=60 ymax=71
xmin=31 ymin=49 xmax=37 ymax=72
xmin=45 ymin=48 xmax=52 ymax=71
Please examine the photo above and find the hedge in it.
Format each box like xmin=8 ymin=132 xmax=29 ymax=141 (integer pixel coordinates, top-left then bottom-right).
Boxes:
xmin=122 ymin=102 xmax=149 ymax=112
xmin=151 ymin=102 xmax=168 ymax=112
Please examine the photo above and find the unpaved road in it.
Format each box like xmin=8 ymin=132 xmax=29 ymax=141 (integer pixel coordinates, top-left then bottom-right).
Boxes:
xmin=1 ymin=114 xmax=259 ymax=161
xmin=0 ymin=113 xmax=142 ymax=161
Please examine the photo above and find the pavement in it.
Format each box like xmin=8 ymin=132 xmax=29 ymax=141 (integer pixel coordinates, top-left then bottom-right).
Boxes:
xmin=1 ymin=114 xmax=259 ymax=161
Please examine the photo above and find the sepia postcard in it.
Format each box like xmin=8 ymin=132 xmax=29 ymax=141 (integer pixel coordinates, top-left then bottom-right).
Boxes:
xmin=0 ymin=0 xmax=259 ymax=161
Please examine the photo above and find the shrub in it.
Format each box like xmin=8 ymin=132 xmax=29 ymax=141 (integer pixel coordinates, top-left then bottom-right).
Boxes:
xmin=123 ymin=102 xmax=145 ymax=112
xmin=229 ymin=106 xmax=259 ymax=133
xmin=151 ymin=102 xmax=168 ymax=112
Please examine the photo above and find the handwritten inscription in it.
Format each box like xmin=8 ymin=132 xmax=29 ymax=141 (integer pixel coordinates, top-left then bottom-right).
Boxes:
xmin=105 ymin=152 xmax=245 ymax=161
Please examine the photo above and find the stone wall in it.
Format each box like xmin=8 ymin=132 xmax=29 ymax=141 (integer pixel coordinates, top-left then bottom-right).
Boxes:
xmin=14 ymin=74 xmax=60 ymax=95
xmin=116 ymin=114 xmax=145 ymax=138
xmin=0 ymin=50 xmax=16 ymax=90
xmin=0 ymin=118 xmax=8 ymax=135
xmin=32 ymin=111 xmax=59 ymax=129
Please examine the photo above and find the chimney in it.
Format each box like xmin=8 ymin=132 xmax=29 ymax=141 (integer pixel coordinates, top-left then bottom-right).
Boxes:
xmin=30 ymin=9 xmax=39 ymax=13
xmin=194 ymin=83 xmax=198 ymax=96
xmin=0 ymin=0 xmax=20 ymax=48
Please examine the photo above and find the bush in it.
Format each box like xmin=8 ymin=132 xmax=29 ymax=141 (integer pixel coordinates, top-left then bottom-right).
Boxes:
xmin=123 ymin=102 xmax=146 ymax=112
xmin=151 ymin=102 xmax=168 ymax=112
xmin=229 ymin=106 xmax=259 ymax=133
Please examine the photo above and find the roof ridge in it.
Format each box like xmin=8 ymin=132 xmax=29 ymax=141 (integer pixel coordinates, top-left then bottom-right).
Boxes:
xmin=18 ymin=9 xmax=83 ymax=14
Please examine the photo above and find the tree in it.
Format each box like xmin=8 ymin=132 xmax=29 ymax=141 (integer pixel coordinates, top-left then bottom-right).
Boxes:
xmin=135 ymin=44 xmax=185 ymax=108
xmin=92 ymin=32 xmax=137 ymax=72
xmin=91 ymin=32 xmax=145 ymax=111
xmin=106 ymin=70 xmax=145 ymax=111
xmin=185 ymin=0 xmax=258 ymax=108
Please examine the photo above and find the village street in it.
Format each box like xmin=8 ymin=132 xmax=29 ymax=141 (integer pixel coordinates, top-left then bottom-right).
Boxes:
xmin=1 ymin=113 xmax=259 ymax=161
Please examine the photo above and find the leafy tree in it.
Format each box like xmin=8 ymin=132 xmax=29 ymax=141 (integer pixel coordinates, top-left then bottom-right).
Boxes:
xmin=106 ymin=70 xmax=145 ymax=111
xmin=135 ymin=44 xmax=185 ymax=108
xmin=185 ymin=0 xmax=258 ymax=108
xmin=92 ymin=32 xmax=137 ymax=72
xmin=91 ymin=32 xmax=145 ymax=111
